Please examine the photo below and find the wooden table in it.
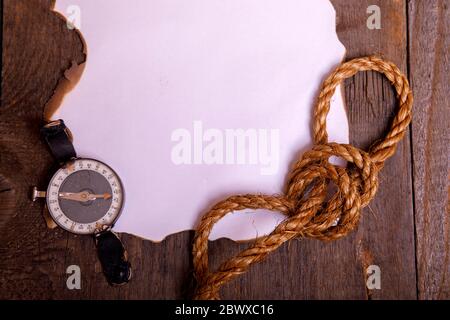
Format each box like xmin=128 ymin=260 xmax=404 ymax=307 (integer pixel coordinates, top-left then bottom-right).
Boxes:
xmin=1 ymin=0 xmax=448 ymax=299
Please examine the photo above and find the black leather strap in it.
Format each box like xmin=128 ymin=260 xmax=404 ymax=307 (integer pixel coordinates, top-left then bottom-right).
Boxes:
xmin=41 ymin=120 xmax=77 ymax=164
xmin=95 ymin=231 xmax=132 ymax=286
xmin=41 ymin=120 xmax=131 ymax=286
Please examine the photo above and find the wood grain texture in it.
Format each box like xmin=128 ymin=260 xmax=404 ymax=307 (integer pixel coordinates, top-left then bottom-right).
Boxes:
xmin=408 ymin=0 xmax=450 ymax=300
xmin=0 ymin=0 xmax=86 ymax=299
xmin=0 ymin=0 xmax=446 ymax=299
xmin=329 ymin=0 xmax=416 ymax=300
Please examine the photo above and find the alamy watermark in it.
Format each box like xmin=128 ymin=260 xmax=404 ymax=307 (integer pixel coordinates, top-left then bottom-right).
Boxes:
xmin=66 ymin=265 xmax=81 ymax=290
xmin=367 ymin=5 xmax=381 ymax=30
xmin=171 ymin=121 xmax=280 ymax=175
xmin=366 ymin=265 xmax=381 ymax=290
xmin=66 ymin=5 xmax=81 ymax=30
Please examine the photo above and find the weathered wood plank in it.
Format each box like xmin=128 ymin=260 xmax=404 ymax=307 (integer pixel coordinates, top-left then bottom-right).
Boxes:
xmin=408 ymin=0 xmax=450 ymax=300
xmin=0 ymin=0 xmax=86 ymax=299
xmin=330 ymin=0 xmax=417 ymax=299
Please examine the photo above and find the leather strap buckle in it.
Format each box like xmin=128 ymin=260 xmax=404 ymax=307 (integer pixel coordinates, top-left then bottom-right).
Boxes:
xmin=41 ymin=119 xmax=77 ymax=164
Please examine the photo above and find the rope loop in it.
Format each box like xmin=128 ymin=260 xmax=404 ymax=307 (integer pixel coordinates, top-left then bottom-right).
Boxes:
xmin=193 ymin=56 xmax=413 ymax=300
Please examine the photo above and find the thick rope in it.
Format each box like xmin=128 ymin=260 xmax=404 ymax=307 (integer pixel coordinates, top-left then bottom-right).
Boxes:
xmin=192 ymin=56 xmax=413 ymax=300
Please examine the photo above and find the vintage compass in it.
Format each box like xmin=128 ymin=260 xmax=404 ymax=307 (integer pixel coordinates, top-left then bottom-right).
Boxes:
xmin=32 ymin=120 xmax=131 ymax=285
xmin=33 ymin=158 xmax=124 ymax=235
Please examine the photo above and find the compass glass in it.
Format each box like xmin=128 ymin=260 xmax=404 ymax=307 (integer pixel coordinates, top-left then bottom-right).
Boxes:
xmin=46 ymin=159 xmax=124 ymax=234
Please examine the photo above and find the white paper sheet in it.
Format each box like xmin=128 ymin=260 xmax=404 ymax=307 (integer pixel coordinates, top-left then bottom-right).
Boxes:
xmin=53 ymin=0 xmax=347 ymax=241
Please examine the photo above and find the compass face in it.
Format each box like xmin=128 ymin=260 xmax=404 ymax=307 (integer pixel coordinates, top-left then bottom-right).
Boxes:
xmin=46 ymin=159 xmax=124 ymax=235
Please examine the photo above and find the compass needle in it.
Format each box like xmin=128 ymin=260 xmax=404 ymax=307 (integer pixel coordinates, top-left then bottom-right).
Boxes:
xmin=86 ymin=193 xmax=112 ymax=201
xmin=59 ymin=191 xmax=113 ymax=202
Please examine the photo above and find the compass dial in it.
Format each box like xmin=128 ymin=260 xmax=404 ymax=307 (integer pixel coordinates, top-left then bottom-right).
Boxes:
xmin=46 ymin=159 xmax=124 ymax=235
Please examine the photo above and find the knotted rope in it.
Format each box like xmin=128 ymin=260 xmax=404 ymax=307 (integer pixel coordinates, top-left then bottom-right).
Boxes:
xmin=192 ymin=56 xmax=413 ymax=300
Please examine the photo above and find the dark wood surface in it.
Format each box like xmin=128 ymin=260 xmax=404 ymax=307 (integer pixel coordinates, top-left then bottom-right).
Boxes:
xmin=408 ymin=0 xmax=449 ymax=300
xmin=0 ymin=0 xmax=448 ymax=299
